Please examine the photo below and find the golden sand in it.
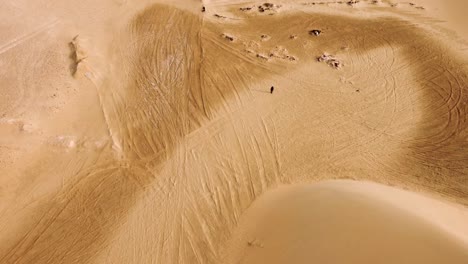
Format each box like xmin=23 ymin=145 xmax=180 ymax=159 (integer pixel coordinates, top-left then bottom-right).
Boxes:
xmin=0 ymin=0 xmax=467 ymax=263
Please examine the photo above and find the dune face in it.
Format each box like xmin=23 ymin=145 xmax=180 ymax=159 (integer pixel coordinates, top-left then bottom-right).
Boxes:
xmin=225 ymin=181 xmax=468 ymax=264
xmin=0 ymin=0 xmax=468 ymax=263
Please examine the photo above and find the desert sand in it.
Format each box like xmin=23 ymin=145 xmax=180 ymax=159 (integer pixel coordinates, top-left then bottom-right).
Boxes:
xmin=0 ymin=0 xmax=467 ymax=263
xmin=225 ymin=181 xmax=468 ymax=264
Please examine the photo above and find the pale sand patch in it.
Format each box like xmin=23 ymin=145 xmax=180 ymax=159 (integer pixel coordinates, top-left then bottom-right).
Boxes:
xmin=224 ymin=180 xmax=468 ymax=264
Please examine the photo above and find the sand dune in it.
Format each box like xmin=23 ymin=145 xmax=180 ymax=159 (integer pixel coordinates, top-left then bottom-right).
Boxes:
xmin=225 ymin=181 xmax=468 ymax=264
xmin=0 ymin=0 xmax=467 ymax=263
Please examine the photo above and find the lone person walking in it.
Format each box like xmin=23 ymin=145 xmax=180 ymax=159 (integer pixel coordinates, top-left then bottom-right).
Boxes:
xmin=270 ymin=86 xmax=274 ymax=94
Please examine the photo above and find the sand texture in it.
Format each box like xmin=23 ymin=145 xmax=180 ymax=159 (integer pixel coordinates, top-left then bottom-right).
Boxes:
xmin=0 ymin=0 xmax=467 ymax=263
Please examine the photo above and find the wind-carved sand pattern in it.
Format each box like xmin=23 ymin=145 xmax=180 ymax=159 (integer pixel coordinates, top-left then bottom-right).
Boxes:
xmin=0 ymin=1 xmax=467 ymax=264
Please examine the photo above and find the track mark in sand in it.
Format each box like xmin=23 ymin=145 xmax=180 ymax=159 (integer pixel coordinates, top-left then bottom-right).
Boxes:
xmin=261 ymin=117 xmax=282 ymax=178
xmin=0 ymin=5 xmax=203 ymax=263
xmin=0 ymin=19 xmax=59 ymax=56
xmin=226 ymin=6 xmax=468 ymax=200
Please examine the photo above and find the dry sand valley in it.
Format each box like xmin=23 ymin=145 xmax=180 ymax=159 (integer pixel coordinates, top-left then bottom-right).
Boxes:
xmin=0 ymin=0 xmax=468 ymax=263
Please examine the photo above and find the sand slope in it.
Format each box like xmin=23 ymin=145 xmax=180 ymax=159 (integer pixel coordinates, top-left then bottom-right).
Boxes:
xmin=0 ymin=0 xmax=467 ymax=263
xmin=225 ymin=181 xmax=468 ymax=264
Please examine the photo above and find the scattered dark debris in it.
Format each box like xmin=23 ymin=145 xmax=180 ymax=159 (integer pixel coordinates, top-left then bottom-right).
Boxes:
xmin=409 ymin=2 xmax=415 ymax=6
xmin=247 ymin=239 xmax=265 ymax=248
xmin=415 ymin=6 xmax=425 ymax=10
xmin=267 ymin=46 xmax=297 ymax=62
xmin=307 ymin=2 xmax=327 ymax=5
xmin=330 ymin=60 xmax=341 ymax=68
xmin=317 ymin=53 xmax=342 ymax=69
xmin=214 ymin=14 xmax=227 ymax=19
xmin=202 ymin=6 xmax=206 ymax=12
xmin=221 ymin=33 xmax=236 ymax=42
xmin=261 ymin=34 xmax=271 ymax=41
xmin=240 ymin=6 xmax=254 ymax=11
xmin=256 ymin=53 xmax=269 ymax=60
xmin=246 ymin=44 xmax=296 ymax=63
xmin=347 ymin=0 xmax=359 ymax=6
xmin=309 ymin=29 xmax=322 ymax=36
xmin=258 ymin=3 xmax=282 ymax=13
xmin=355 ymin=89 xmax=360 ymax=92
xmin=289 ymin=34 xmax=298 ymax=39
xmin=305 ymin=0 xmax=386 ymax=6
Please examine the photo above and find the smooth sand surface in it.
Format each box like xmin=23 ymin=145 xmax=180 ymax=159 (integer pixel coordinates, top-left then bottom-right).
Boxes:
xmin=225 ymin=181 xmax=468 ymax=264
xmin=0 ymin=0 xmax=467 ymax=263
xmin=407 ymin=0 xmax=468 ymax=40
